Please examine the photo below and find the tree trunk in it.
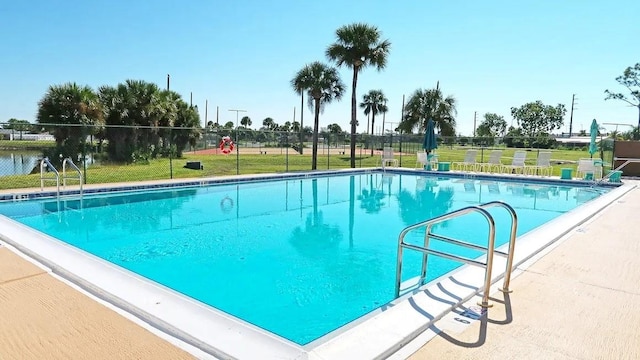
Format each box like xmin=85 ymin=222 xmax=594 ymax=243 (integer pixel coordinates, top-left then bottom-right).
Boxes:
xmin=350 ymin=66 xmax=359 ymax=168
xmin=312 ymin=97 xmax=321 ymax=170
xmin=370 ymin=111 xmax=376 ymax=156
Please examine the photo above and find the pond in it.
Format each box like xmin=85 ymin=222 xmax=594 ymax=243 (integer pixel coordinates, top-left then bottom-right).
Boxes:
xmin=0 ymin=151 xmax=41 ymax=177
xmin=0 ymin=151 xmax=98 ymax=177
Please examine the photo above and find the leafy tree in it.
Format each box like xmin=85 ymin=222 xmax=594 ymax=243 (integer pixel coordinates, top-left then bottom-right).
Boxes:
xmin=291 ymin=121 xmax=301 ymax=132
xmin=224 ymin=121 xmax=234 ymax=129
xmin=476 ymin=113 xmax=507 ymax=137
xmin=291 ymin=61 xmax=345 ymax=170
xmin=359 ymin=89 xmax=388 ymax=155
xmin=327 ymin=123 xmax=342 ymax=134
xmin=37 ymin=82 xmax=102 ymax=163
xmin=510 ymin=101 xmax=566 ymax=140
xmin=398 ymin=87 xmax=457 ymax=136
xmin=240 ymin=116 xmax=252 ymax=128
xmin=605 ymin=62 xmax=640 ymax=128
xmin=326 ymin=23 xmax=391 ymax=168
xmin=503 ymin=126 xmax=525 ymax=148
xmin=3 ymin=118 xmax=32 ymax=139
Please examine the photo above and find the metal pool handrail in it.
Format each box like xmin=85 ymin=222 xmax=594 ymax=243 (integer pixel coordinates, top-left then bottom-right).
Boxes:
xmin=62 ymin=157 xmax=83 ymax=194
xmin=40 ymin=157 xmax=60 ymax=194
xmin=595 ymin=157 xmax=640 ymax=184
xmin=477 ymin=201 xmax=518 ymax=293
xmin=395 ymin=205 xmax=497 ymax=308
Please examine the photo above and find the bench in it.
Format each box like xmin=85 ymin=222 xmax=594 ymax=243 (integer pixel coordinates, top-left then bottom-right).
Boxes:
xmin=184 ymin=161 xmax=203 ymax=170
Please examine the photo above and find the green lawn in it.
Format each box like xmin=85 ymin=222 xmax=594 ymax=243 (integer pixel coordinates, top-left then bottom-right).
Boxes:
xmin=0 ymin=147 xmax=604 ymax=191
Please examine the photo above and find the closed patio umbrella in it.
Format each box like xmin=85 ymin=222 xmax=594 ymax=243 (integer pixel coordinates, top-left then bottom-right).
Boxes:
xmin=422 ymin=118 xmax=437 ymax=155
xmin=589 ymin=119 xmax=598 ymax=158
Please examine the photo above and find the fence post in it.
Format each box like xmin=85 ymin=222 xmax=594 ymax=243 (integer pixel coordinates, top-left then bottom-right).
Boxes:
xmin=169 ymin=131 xmax=173 ymax=179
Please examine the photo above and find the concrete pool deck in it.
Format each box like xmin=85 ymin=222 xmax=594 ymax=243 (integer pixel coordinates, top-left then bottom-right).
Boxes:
xmin=0 ymin=179 xmax=638 ymax=359
xmin=403 ymin=182 xmax=640 ymax=360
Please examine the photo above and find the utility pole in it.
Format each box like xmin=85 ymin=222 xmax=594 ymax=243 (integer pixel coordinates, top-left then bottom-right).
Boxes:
xmin=166 ymin=74 xmax=170 ymax=91
xmin=473 ymin=111 xmax=477 ymax=137
xmin=569 ymin=94 xmax=576 ymax=137
xmin=190 ymin=92 xmax=193 ymax=107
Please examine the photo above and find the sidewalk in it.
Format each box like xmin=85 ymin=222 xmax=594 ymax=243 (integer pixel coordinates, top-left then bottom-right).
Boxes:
xmin=0 ymin=247 xmax=195 ymax=360
xmin=409 ymin=186 xmax=640 ymax=359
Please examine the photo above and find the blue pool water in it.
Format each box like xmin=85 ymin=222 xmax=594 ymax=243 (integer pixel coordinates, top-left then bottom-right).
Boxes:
xmin=0 ymin=173 xmax=607 ymax=344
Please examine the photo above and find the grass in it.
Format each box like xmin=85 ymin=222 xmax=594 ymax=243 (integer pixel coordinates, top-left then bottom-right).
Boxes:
xmin=0 ymin=147 xmax=605 ymax=191
xmin=0 ymin=140 xmax=56 ymax=150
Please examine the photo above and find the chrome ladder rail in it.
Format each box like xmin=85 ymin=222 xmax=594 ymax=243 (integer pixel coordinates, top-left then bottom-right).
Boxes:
xmin=595 ymin=157 xmax=640 ymax=184
xmin=62 ymin=157 xmax=83 ymax=194
xmin=395 ymin=201 xmax=519 ymax=307
xmin=40 ymin=157 xmax=60 ymax=195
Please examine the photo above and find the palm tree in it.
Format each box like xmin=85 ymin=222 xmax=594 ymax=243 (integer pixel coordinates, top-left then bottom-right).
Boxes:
xmin=360 ymin=89 xmax=388 ymax=155
xmin=37 ymin=82 xmax=103 ymax=163
xmin=262 ymin=117 xmax=275 ymax=130
xmin=398 ymin=87 xmax=457 ymax=136
xmin=240 ymin=116 xmax=252 ymax=128
xmin=291 ymin=61 xmax=345 ymax=170
xmin=326 ymin=23 xmax=391 ymax=168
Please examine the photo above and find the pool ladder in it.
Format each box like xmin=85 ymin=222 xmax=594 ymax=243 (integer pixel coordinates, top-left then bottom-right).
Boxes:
xmin=40 ymin=157 xmax=83 ymax=196
xmin=395 ymin=201 xmax=518 ymax=308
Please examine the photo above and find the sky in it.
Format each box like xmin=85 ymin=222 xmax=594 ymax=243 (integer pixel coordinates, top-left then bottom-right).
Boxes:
xmin=1 ymin=0 xmax=639 ymax=136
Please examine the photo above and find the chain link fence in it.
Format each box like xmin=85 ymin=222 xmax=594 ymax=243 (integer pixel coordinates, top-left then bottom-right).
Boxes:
xmin=0 ymin=123 xmax=616 ymax=191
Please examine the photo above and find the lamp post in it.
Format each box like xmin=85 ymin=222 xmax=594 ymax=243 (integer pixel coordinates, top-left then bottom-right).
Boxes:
xmin=228 ymin=109 xmax=247 ymax=175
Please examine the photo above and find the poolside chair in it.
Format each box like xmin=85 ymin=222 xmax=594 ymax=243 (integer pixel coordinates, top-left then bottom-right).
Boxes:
xmin=479 ymin=150 xmax=503 ymax=173
xmin=525 ymin=151 xmax=553 ymax=176
xmin=416 ymin=152 xmax=427 ymax=169
xmin=501 ymin=151 xmax=527 ymax=174
xmin=452 ymin=149 xmax=478 ymax=172
xmin=576 ymin=159 xmax=597 ymax=180
xmin=380 ymin=147 xmax=398 ymax=169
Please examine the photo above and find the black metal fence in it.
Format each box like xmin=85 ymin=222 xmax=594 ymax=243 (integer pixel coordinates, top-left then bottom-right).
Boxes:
xmin=0 ymin=123 xmax=614 ymax=190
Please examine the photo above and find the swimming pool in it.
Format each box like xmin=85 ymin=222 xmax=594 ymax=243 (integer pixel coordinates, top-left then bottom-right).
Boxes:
xmin=0 ymin=170 xmax=628 ymax=359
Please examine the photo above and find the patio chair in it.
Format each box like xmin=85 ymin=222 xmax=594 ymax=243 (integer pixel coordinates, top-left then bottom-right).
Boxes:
xmin=525 ymin=151 xmax=553 ymax=176
xmin=479 ymin=150 xmax=503 ymax=173
xmin=380 ymin=147 xmax=398 ymax=169
xmin=501 ymin=151 xmax=527 ymax=174
xmin=576 ymin=159 xmax=597 ymax=180
xmin=452 ymin=149 xmax=478 ymax=171
xmin=416 ymin=152 xmax=427 ymax=169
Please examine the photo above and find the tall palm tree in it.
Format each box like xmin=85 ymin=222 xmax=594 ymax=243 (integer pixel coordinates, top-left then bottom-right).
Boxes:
xmin=398 ymin=87 xmax=457 ymax=136
xmin=240 ymin=116 xmax=252 ymax=128
xmin=291 ymin=61 xmax=345 ymax=170
xmin=326 ymin=23 xmax=391 ymax=168
xmin=360 ymin=89 xmax=388 ymax=155
xmin=37 ymin=82 xmax=103 ymax=163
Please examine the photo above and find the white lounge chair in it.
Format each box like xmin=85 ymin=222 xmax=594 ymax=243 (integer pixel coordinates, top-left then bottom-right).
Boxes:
xmin=502 ymin=151 xmax=527 ymax=174
xmin=380 ymin=147 xmax=398 ymax=168
xmin=525 ymin=151 xmax=553 ymax=176
xmin=416 ymin=152 xmax=427 ymax=169
xmin=479 ymin=150 xmax=503 ymax=173
xmin=452 ymin=149 xmax=478 ymax=171
xmin=576 ymin=159 xmax=599 ymax=180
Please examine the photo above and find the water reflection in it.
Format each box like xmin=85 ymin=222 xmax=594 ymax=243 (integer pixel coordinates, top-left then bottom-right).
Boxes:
xmin=397 ymin=177 xmax=455 ymax=226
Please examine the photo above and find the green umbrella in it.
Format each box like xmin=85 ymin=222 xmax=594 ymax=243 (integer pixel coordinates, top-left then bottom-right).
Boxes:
xmin=589 ymin=119 xmax=598 ymax=158
xmin=422 ymin=118 xmax=437 ymax=155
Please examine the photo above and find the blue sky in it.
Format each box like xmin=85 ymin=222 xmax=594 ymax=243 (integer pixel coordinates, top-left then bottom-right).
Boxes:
xmin=1 ymin=0 xmax=638 ymax=135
